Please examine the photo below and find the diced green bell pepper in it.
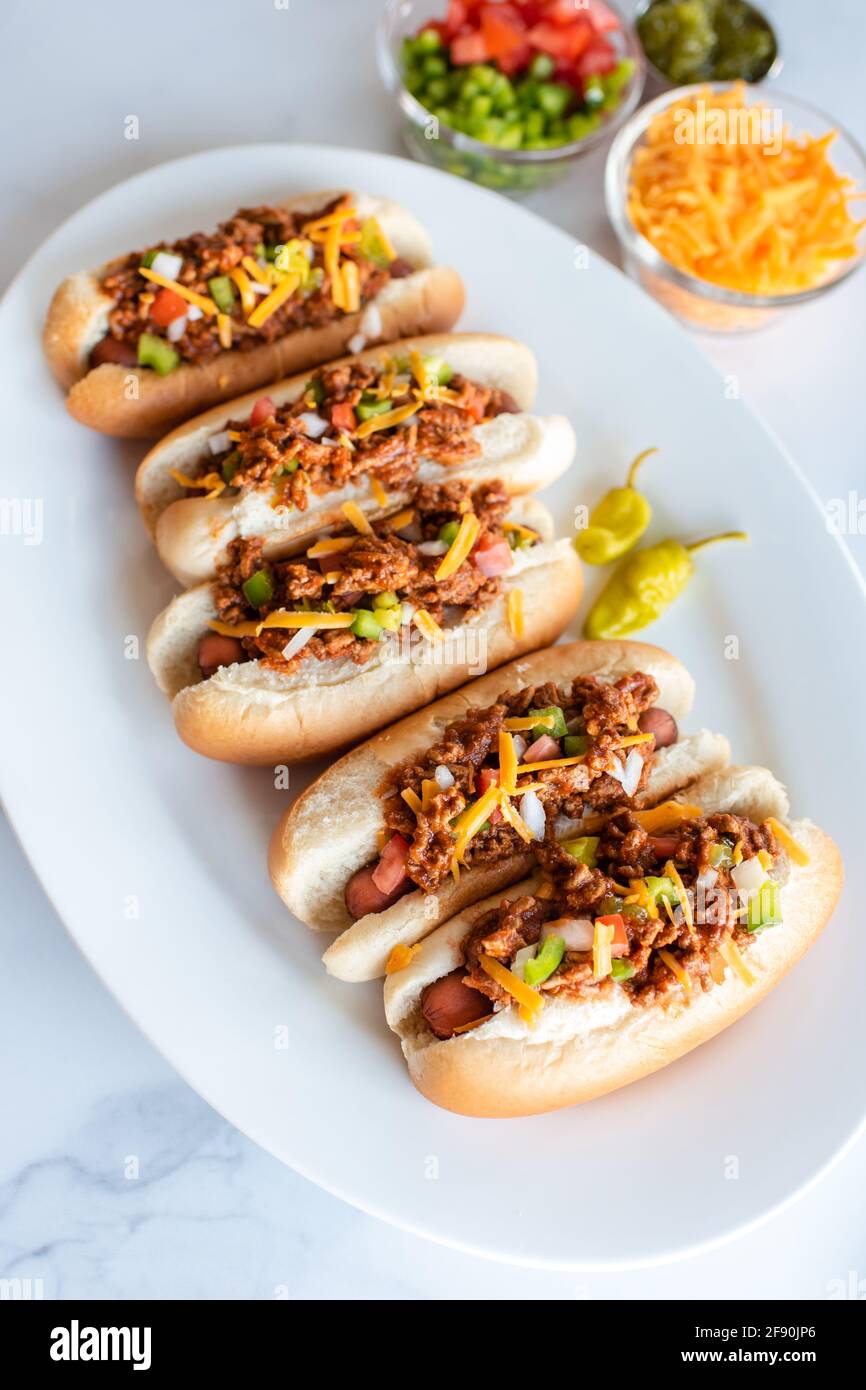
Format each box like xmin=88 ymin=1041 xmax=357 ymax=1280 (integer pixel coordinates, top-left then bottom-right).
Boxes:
xmin=528 ymin=705 xmax=567 ymax=740
xmin=611 ymin=959 xmax=636 ymax=982
xmin=357 ymin=394 xmax=393 ymax=422
xmin=137 ymin=333 xmax=179 ymax=375
xmin=208 ymin=276 xmax=236 ymax=313
xmin=645 ymin=875 xmax=677 ymax=907
xmin=439 ymin=520 xmax=460 ymax=546
xmin=563 ymin=734 xmax=589 ymax=757
xmin=305 ymin=377 xmax=325 ymax=407
xmin=561 ymin=836 xmax=599 ymax=867
xmin=373 ymin=591 xmax=400 ymax=610
xmin=242 ymin=570 xmax=274 ymax=608
xmin=524 ymin=935 xmax=565 ymax=987
xmin=351 ymin=609 xmax=383 ymax=641
xmin=747 ymin=881 xmax=782 ymax=931
xmin=221 ymin=450 xmax=241 ymax=484
xmin=422 ymin=355 xmax=454 ymax=386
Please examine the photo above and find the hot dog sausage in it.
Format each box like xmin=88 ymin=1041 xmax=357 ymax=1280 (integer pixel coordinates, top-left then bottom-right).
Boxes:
xmin=637 ymin=707 xmax=678 ymax=749
xmin=421 ymin=969 xmax=493 ymax=1040
xmin=344 ymin=865 xmax=412 ymax=920
xmin=89 ymin=336 xmax=139 ymax=369
xmin=198 ymin=633 xmax=245 ymax=679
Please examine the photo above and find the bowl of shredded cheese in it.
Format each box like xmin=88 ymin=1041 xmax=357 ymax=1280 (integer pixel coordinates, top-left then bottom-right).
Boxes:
xmin=605 ymin=82 xmax=866 ymax=331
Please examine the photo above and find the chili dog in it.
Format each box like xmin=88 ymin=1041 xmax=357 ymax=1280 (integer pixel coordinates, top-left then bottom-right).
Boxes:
xmin=383 ymin=765 xmax=842 ymax=1117
xmin=135 ymin=334 xmax=576 ymax=586
xmin=269 ymin=641 xmax=731 ymax=982
xmin=44 ymin=190 xmax=464 ymax=439
xmin=147 ymin=480 xmax=582 ymax=765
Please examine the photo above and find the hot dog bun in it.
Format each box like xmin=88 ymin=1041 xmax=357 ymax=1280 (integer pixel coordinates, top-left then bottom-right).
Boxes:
xmin=384 ymin=766 xmax=843 ymax=1117
xmin=268 ymin=640 xmax=729 ymax=982
xmin=44 ymin=192 xmax=464 ymax=439
xmin=134 ymin=334 xmax=576 ymax=586
xmin=146 ymin=500 xmax=582 ymax=765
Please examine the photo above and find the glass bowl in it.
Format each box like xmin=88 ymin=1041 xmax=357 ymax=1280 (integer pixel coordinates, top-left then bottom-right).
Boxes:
xmin=377 ymin=0 xmax=646 ymax=194
xmin=633 ymin=0 xmax=783 ymax=94
xmin=605 ymin=82 xmax=866 ymax=333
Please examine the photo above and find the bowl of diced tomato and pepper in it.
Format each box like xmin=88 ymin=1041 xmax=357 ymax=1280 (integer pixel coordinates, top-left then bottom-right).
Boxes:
xmin=377 ymin=0 xmax=645 ymax=192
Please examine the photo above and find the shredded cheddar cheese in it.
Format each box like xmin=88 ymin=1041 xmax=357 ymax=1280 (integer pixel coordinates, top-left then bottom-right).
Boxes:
xmin=306 ymin=536 xmax=357 ymax=557
xmin=766 ymin=817 xmax=809 ymax=866
xmin=401 ymin=787 xmax=423 ymax=816
xmin=628 ymin=83 xmax=865 ymax=297
xmin=451 ymin=785 xmax=502 ymax=868
xmin=137 ymin=267 xmax=217 ymax=316
xmin=229 ymin=266 xmax=257 ymax=315
xmin=507 ymin=588 xmax=524 ymax=639
xmin=354 ymin=400 xmax=422 ymax=439
xmin=497 ymin=790 xmax=535 ymax=844
xmin=593 ymin=920 xmax=615 ymax=980
xmin=498 ymin=730 xmax=518 ymax=796
xmin=381 ymin=507 xmax=415 ymax=531
xmin=664 ymin=859 xmax=694 ymax=932
xmin=435 ymin=512 xmax=480 ymax=581
xmin=503 ymin=715 xmax=556 ymax=732
xmin=169 ymin=468 xmax=224 ymax=498
xmin=217 ymin=313 xmax=232 ymax=350
xmin=340 ymin=500 xmax=374 ymax=535
xmin=718 ymin=937 xmax=755 ymax=988
xmin=385 ymin=943 xmax=419 ymax=975
xmin=241 ymin=255 xmax=272 ymax=288
xmin=413 ymin=610 xmax=444 ymax=645
xmin=341 ymin=260 xmax=361 ymax=314
xmin=208 ymin=610 xmax=354 ymax=639
xmin=247 ymin=273 xmax=300 ymax=328
xmin=370 ymin=477 xmax=388 ymax=506
xmin=479 ymin=954 xmax=544 ymax=1020
xmin=658 ymin=949 xmax=691 ymax=992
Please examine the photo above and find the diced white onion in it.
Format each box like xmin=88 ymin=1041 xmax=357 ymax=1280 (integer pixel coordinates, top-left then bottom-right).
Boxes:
xmin=304 ymin=242 xmax=315 ymax=262
xmin=150 ymin=251 xmax=183 ymax=281
xmin=166 ymin=314 xmax=187 ymax=342
xmin=417 ymin=539 xmax=449 ymax=556
xmin=400 ymin=602 xmax=415 ymax=625
xmin=620 ymin=749 xmax=644 ymax=799
xmin=434 ymin=764 xmax=455 ymax=790
xmin=250 ymin=279 xmax=270 ymax=295
xmin=543 ymin=917 xmax=594 ymax=953
xmin=320 ymin=436 xmax=339 ymax=447
xmin=731 ymin=856 xmax=765 ymax=895
xmin=519 ymin=788 xmax=545 ymax=841
xmin=696 ymin=867 xmax=719 ymax=894
xmin=347 ymin=333 xmax=367 ymax=355
xmin=282 ymin=627 xmax=316 ymax=661
xmin=187 ymin=303 xmax=203 ymax=322
xmin=207 ymin=429 xmax=232 ymax=456
xmin=607 ymin=753 xmax=625 ymax=786
xmin=299 ymin=411 xmax=329 ymax=439
xmin=512 ymin=734 xmax=527 ymax=761
xmin=360 ymin=303 xmax=383 ymax=339
xmin=511 ymin=943 xmax=538 ymax=981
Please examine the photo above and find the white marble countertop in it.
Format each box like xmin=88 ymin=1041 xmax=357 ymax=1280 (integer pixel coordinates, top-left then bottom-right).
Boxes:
xmin=2 ymin=0 xmax=864 ymax=1299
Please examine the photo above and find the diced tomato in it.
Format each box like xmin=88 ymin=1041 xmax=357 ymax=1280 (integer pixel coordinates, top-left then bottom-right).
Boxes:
xmin=597 ymin=913 xmax=630 ymax=956
xmin=480 ymin=4 xmax=527 ymax=60
xmin=649 ymin=834 xmax=680 ymax=859
xmin=574 ymin=37 xmax=617 ymax=77
xmin=528 ymin=16 xmax=592 ymax=61
xmin=250 ymin=395 xmax=276 ymax=427
xmin=585 ymin=0 xmax=621 ymax=34
xmin=330 ymin=401 xmax=357 ymax=432
xmin=543 ymin=0 xmax=587 ymax=26
xmin=372 ymin=833 xmax=411 ymax=895
xmin=445 ymin=0 xmax=469 ymax=36
xmin=477 ymin=767 xmax=502 ymax=823
xmin=472 ymin=534 xmax=513 ymax=577
xmin=522 ymin=733 xmax=560 ymax=763
xmin=150 ymin=287 xmax=187 ymax=327
xmin=451 ymin=30 xmax=489 ymax=64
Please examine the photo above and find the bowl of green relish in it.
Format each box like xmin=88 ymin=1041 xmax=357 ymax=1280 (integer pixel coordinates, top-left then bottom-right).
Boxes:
xmin=635 ymin=0 xmax=781 ymax=89
xmin=377 ymin=0 xmax=645 ymax=194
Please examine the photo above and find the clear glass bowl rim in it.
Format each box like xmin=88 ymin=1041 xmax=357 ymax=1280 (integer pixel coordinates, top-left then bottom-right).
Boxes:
xmin=605 ymin=81 xmax=866 ymax=309
xmin=377 ymin=0 xmax=647 ymax=166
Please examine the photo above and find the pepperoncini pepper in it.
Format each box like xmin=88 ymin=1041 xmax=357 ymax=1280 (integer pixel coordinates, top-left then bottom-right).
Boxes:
xmin=584 ymin=532 xmax=748 ymax=640
xmin=575 ymin=448 xmax=657 ymax=565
